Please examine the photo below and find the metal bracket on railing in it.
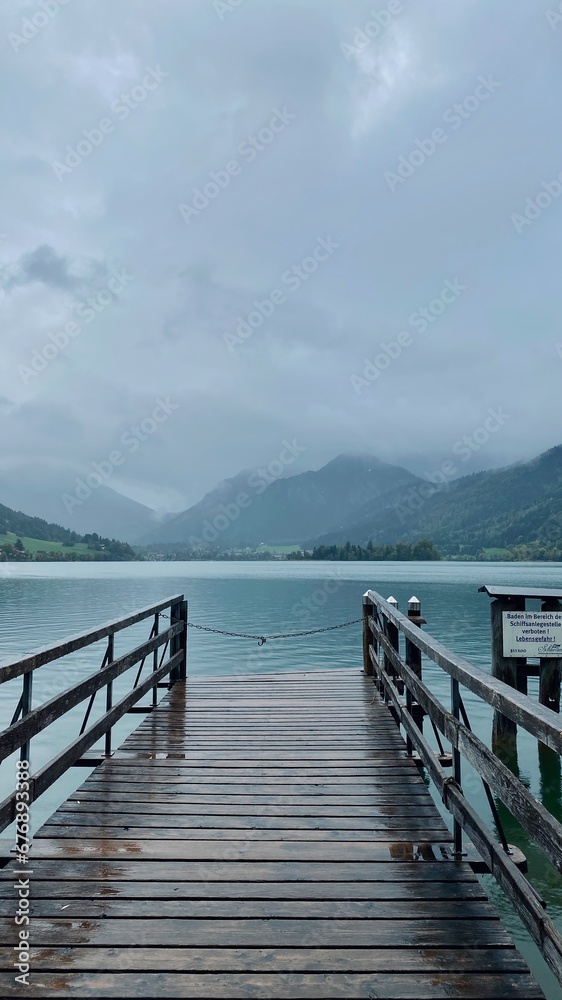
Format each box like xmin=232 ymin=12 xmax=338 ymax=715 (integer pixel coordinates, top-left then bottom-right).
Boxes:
xmin=442 ymin=774 xmax=461 ymax=803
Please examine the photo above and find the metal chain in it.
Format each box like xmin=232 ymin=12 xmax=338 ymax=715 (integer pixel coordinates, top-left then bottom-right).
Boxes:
xmin=158 ymin=612 xmax=366 ymax=646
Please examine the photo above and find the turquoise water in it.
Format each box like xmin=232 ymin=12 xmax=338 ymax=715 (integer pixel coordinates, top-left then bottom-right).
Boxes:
xmin=0 ymin=559 xmax=561 ymax=996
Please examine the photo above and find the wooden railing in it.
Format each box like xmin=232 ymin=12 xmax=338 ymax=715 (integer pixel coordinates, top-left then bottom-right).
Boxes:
xmin=363 ymin=589 xmax=562 ymax=986
xmin=0 ymin=594 xmax=187 ymax=837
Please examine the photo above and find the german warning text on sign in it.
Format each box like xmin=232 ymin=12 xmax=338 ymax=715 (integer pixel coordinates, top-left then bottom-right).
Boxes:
xmin=503 ymin=611 xmax=562 ymax=657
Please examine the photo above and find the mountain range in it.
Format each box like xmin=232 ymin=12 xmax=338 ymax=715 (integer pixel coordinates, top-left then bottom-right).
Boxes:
xmin=1 ymin=444 xmax=561 ymax=557
xmin=140 ymin=454 xmax=418 ymax=548
xmin=141 ymin=445 xmax=562 ymax=557
xmin=315 ymin=445 xmax=562 ymax=555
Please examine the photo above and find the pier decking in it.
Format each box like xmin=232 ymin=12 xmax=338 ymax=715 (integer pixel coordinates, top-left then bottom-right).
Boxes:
xmin=0 ymin=667 xmax=544 ymax=997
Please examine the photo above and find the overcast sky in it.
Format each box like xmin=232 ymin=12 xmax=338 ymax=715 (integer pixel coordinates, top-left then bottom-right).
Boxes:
xmin=1 ymin=0 xmax=561 ymax=511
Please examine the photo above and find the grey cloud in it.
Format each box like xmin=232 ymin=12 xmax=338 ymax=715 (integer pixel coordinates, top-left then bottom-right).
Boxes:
xmin=0 ymin=0 xmax=558 ymax=511
xmin=0 ymin=244 xmax=106 ymax=294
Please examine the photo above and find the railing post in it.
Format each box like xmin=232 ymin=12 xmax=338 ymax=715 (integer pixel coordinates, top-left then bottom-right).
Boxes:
xmin=20 ymin=670 xmax=33 ymax=765
xmin=404 ymin=634 xmax=415 ymax=757
xmin=170 ymin=598 xmax=188 ymax=684
xmin=362 ymin=593 xmax=373 ymax=675
xmin=152 ymin=612 xmax=159 ymax=708
xmin=384 ymin=597 xmax=400 ymax=720
xmin=406 ymin=596 xmax=426 ymax=737
xmin=451 ymin=676 xmax=463 ymax=856
xmin=387 ymin=595 xmax=400 ymax=682
xmin=385 ymin=598 xmax=399 ymax=682
xmin=104 ymin=634 xmax=114 ymax=758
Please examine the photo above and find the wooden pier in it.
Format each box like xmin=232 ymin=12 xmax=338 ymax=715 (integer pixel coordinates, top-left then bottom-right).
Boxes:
xmin=0 ymin=592 xmax=561 ymax=997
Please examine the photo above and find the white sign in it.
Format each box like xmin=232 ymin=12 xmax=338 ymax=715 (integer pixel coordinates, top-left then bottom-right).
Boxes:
xmin=503 ymin=611 xmax=562 ymax=657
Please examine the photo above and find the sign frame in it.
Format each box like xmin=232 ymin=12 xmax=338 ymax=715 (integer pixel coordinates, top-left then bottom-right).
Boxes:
xmin=502 ymin=610 xmax=562 ymax=658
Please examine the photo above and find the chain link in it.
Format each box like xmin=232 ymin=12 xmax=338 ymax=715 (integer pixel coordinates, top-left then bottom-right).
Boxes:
xmin=158 ymin=612 xmax=366 ymax=646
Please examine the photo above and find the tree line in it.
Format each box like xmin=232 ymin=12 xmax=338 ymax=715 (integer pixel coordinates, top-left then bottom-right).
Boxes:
xmin=287 ymin=539 xmax=442 ymax=561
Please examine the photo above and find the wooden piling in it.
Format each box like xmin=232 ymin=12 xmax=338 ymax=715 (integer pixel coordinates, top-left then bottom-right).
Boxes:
xmin=491 ymin=597 xmax=525 ymax=749
xmin=170 ymin=599 xmax=188 ymax=682
xmin=539 ymin=599 xmax=562 ymax=715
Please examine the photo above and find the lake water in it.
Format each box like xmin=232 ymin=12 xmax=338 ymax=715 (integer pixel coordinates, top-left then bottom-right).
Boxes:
xmin=1 ymin=559 xmax=561 ymax=996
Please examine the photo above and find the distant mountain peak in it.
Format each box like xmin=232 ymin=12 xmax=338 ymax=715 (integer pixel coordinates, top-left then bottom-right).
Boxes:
xmin=142 ymin=451 xmax=419 ymax=547
xmin=308 ymin=440 xmax=562 ymax=555
xmin=327 ymin=452 xmax=382 ymax=466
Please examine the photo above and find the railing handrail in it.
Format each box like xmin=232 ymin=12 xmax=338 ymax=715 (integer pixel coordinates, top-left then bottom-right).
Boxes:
xmin=373 ymin=620 xmax=562 ymax=871
xmin=0 ymin=593 xmax=185 ymax=685
xmin=363 ymin=589 xmax=562 ymax=987
xmin=0 ymin=623 xmax=183 ymax=766
xmin=0 ymin=595 xmax=188 ymax=837
xmin=366 ymin=589 xmax=562 ymax=753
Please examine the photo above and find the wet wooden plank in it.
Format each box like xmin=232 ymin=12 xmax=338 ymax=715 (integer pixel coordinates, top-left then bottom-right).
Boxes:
xmin=0 ymin=972 xmax=543 ymax=997
xmin=42 ymin=800 xmax=443 ymax=816
xmin=117 ymin=743 xmax=407 ymax=751
xmin=0 ymin=859 xmax=481 ymax=882
xmin=91 ymin=763 xmax=419 ymax=777
xmin=41 ymin=810 xmax=444 ymax=828
xmin=35 ymin=826 xmax=452 ymax=842
xmin=79 ymin=773 xmax=426 ymax=787
xmin=66 ymin=791 xmax=432 ymax=805
xmin=74 ymin=781 xmax=427 ymax=796
xmin=112 ymin=750 xmax=408 ymax=760
xmin=101 ymin=755 xmax=417 ymax=767
xmin=0 ymin=945 xmax=528 ymax=973
xmin=123 ymin=731 xmax=403 ymax=738
xmin=0 ymin=898 xmax=496 ymax=919
xmin=23 ymin=838 xmax=454 ymax=860
xmin=155 ymin=709 xmax=382 ymax=715
xmin=0 ymin=878 xmax=487 ymax=901
xmin=112 ymin=717 xmax=395 ymax=727
xmin=125 ymin=737 xmax=402 ymax=744
xmin=0 ymin=916 xmax=513 ymax=947
xmin=167 ymin=699 xmax=379 ymax=706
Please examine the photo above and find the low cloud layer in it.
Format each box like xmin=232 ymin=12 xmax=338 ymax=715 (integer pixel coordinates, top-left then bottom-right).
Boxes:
xmin=0 ymin=0 xmax=559 ymax=510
